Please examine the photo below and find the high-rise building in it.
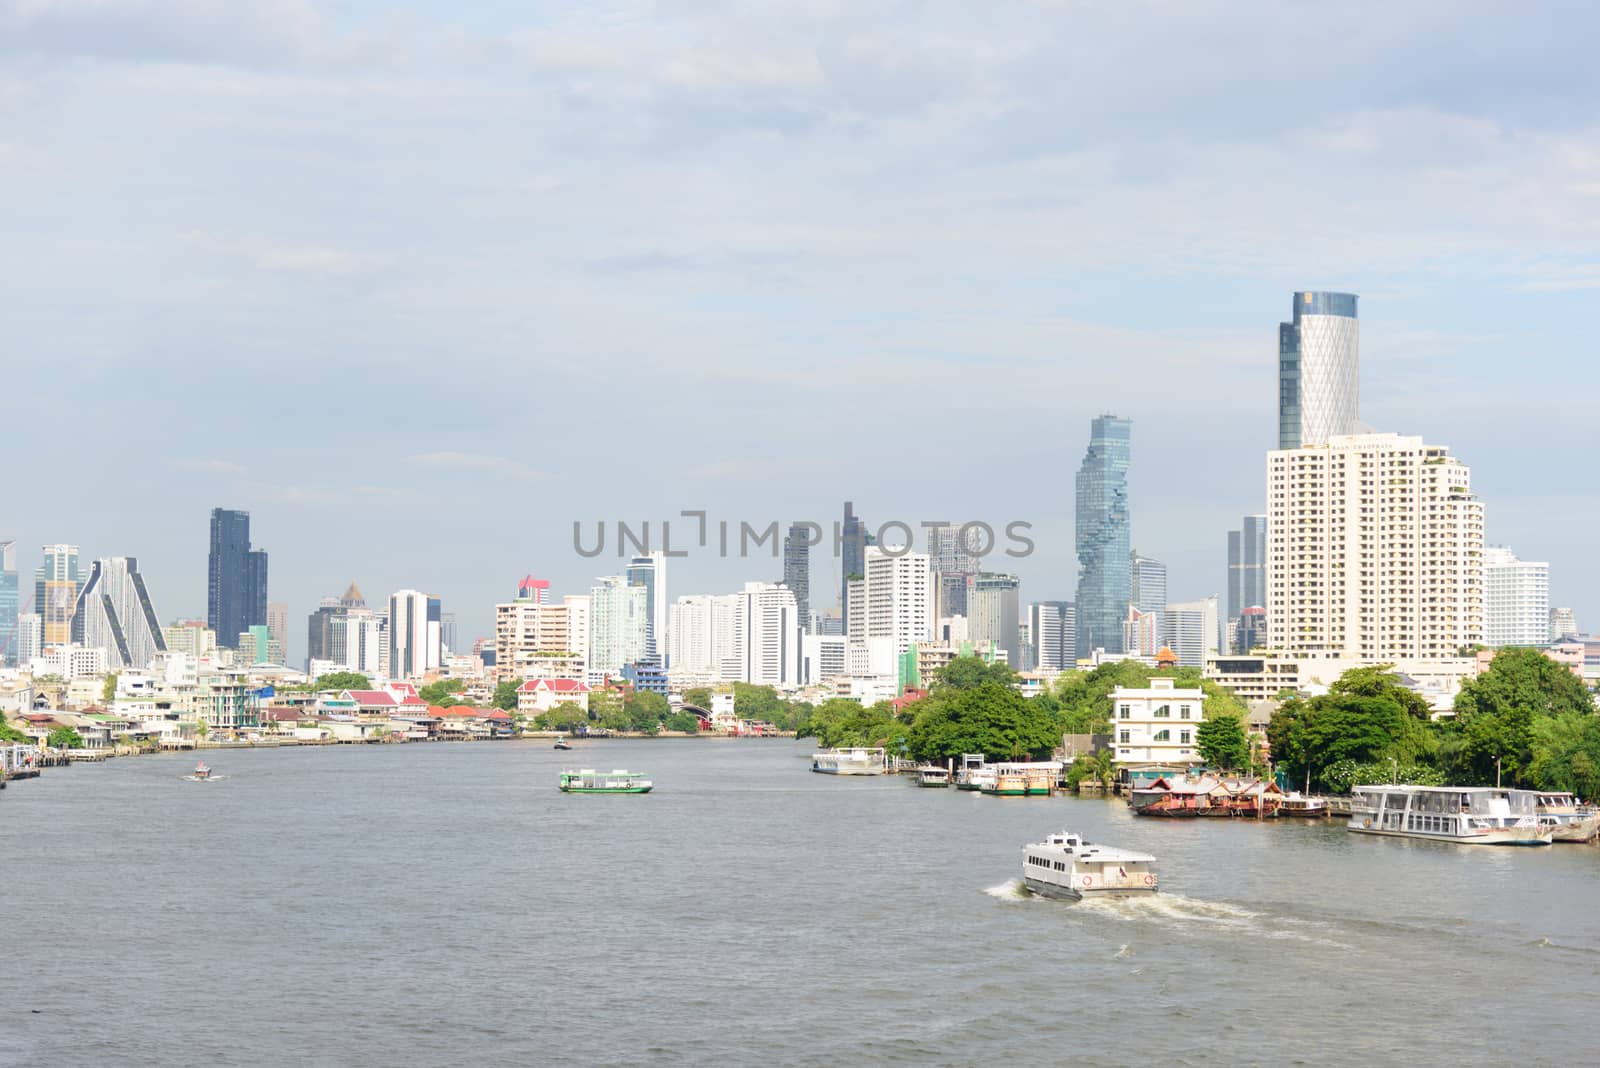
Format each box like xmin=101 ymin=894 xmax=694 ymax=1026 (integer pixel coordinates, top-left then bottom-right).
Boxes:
xmin=208 ymin=509 xmax=268 ymax=649
xmin=840 ymin=501 xmax=867 ymax=620
xmin=1279 ymin=291 xmax=1360 ymax=450
xmin=860 ymin=546 xmax=934 ymax=656
xmin=163 ymin=620 xmax=218 ymax=659
xmin=587 ymin=576 xmax=647 ymax=681
xmin=1226 ymin=515 xmax=1268 ymax=652
xmin=331 ymin=611 xmax=385 ymax=678
xmin=35 ymin=544 xmax=82 ymax=646
xmin=735 ymin=581 xmax=802 ymax=687
xmin=1075 ymin=415 xmax=1132 ymax=658
xmin=495 ymin=577 xmax=587 ymax=682
xmin=1163 ymin=596 xmax=1220 ymax=668
xmin=1550 ymin=607 xmax=1578 ymax=642
xmin=1128 ymin=550 xmax=1166 ymax=655
xmin=71 ymin=556 xmax=169 ymax=670
xmin=625 ymin=552 xmax=668 ymax=661
xmin=16 ymin=612 xmax=43 ymax=664
xmin=307 ymin=597 xmax=343 ymax=667
xmin=782 ymin=523 xmax=811 ymax=633
xmin=968 ymin=572 xmax=1021 ymax=666
xmin=1266 ymin=433 xmax=1483 ymax=660
xmin=266 ymin=602 xmax=288 ymax=661
xmin=668 ymin=593 xmax=741 ymax=679
xmin=1027 ymin=601 xmax=1075 ymax=672
xmin=388 ymin=589 xmax=442 ymax=680
xmin=0 ymin=540 xmax=17 ymax=667
xmin=1483 ymin=547 xmax=1550 ymax=648
xmin=238 ymin=623 xmax=285 ymax=666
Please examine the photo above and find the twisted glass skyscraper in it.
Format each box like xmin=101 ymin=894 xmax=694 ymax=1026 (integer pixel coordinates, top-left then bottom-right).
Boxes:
xmin=1279 ymin=291 xmax=1359 ymax=449
xmin=1075 ymin=415 xmax=1132 ymax=658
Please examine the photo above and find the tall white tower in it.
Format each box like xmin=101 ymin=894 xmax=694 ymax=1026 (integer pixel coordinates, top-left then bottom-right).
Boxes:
xmin=1279 ymin=291 xmax=1360 ymax=449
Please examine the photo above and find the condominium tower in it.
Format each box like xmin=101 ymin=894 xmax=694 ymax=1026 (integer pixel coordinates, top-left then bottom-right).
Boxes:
xmin=207 ymin=508 xmax=268 ymax=649
xmin=1482 ymin=547 xmax=1550 ymax=648
xmin=1266 ymin=433 xmax=1483 ymax=660
xmin=71 ymin=556 xmax=169 ymax=670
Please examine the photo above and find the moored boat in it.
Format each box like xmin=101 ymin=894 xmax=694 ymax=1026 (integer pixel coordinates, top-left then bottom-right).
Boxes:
xmin=1348 ymin=785 xmax=1551 ymax=846
xmin=559 ymin=769 xmax=653 ymax=794
xmin=810 ymin=747 xmax=887 ymax=775
xmin=954 ymin=754 xmax=988 ymax=790
xmin=983 ymin=771 xmax=1029 ymax=797
xmin=1280 ymin=792 xmax=1330 ymax=818
xmin=1516 ymin=791 xmax=1600 ymax=842
xmin=1021 ymin=830 xmax=1158 ymax=901
xmin=917 ymin=766 xmax=951 ymax=787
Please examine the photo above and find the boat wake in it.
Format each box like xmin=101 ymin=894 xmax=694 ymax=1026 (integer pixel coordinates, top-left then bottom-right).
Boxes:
xmin=181 ymin=775 xmax=227 ymax=782
xmin=1074 ymin=894 xmax=1352 ymax=949
xmin=983 ymin=879 xmax=1037 ymax=902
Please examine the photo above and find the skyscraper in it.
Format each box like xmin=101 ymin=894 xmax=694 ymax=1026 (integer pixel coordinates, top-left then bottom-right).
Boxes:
xmin=782 ymin=523 xmax=811 ymax=632
xmin=1483 ymin=547 xmax=1550 ymax=648
xmin=35 ymin=544 xmax=81 ymax=646
xmin=388 ymin=589 xmax=442 ymax=680
xmin=1075 ymin=415 xmax=1132 ymax=658
xmin=1027 ymin=601 xmax=1075 ymax=672
xmin=266 ymin=602 xmax=288 ymax=661
xmin=926 ymin=523 xmax=979 ymax=620
xmin=840 ymin=501 xmax=867 ymax=621
xmin=735 ymin=581 xmax=802 ymax=687
xmin=1266 ymin=433 xmax=1483 ymax=660
xmin=968 ymin=572 xmax=1021 ymax=666
xmin=0 ymin=541 xmax=17 ymax=666
xmin=71 ymin=557 xmax=169 ymax=670
xmin=1163 ymin=597 xmax=1220 ymax=668
xmin=1549 ymin=608 xmax=1578 ymax=642
xmin=588 ymin=576 xmax=647 ymax=681
xmin=1225 ymin=515 xmax=1268 ymax=651
xmin=1279 ymin=291 xmax=1360 ymax=450
xmin=625 ymin=552 xmax=668 ymax=661
xmin=208 ymin=508 xmax=268 ymax=649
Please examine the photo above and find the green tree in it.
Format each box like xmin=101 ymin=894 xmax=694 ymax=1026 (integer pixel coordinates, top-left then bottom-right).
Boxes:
xmin=805 ymin=698 xmax=902 ymax=749
xmin=315 ymin=671 xmax=372 ymax=692
xmin=907 ymin=681 xmax=1057 ymax=762
xmin=1093 ymin=748 xmax=1116 ymax=791
xmin=535 ymin=701 xmax=588 ymax=733
xmin=1451 ymin=648 xmax=1597 ymax=787
xmin=102 ymin=673 xmax=119 ymax=702
xmin=418 ymin=679 xmax=465 ymax=706
xmin=934 ymin=656 xmax=1017 ymax=691
xmin=1267 ymin=669 xmax=1435 ymax=792
xmin=732 ymin=683 xmax=783 ymax=722
xmin=1527 ymin=712 xmax=1600 ymax=800
xmin=662 ymin=710 xmax=703 ymax=733
xmin=623 ymin=690 xmax=670 ymax=732
xmin=1196 ymin=712 xmax=1250 ymax=771
xmin=1054 ymin=660 xmax=1156 ymax=734
xmin=682 ymin=687 xmax=713 ymax=710
xmin=490 ymin=680 xmax=520 ymax=712
xmin=47 ymin=726 xmax=85 ymax=749
xmin=0 ymin=718 xmax=30 ymax=744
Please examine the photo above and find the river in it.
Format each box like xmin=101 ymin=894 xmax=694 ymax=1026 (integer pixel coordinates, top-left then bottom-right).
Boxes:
xmin=2 ymin=739 xmax=1596 ymax=1066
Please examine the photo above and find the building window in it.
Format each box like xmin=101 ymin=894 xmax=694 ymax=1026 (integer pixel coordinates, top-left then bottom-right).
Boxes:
xmin=1119 ymin=730 xmax=1130 ymax=744
xmin=1119 ymin=705 xmax=1131 ymax=718
xmin=1180 ymin=730 xmax=1191 ymax=744
xmin=1180 ymin=705 xmax=1191 ymax=719
xmin=1154 ymin=704 xmax=1170 ymax=718
xmin=1153 ymin=729 xmax=1170 ymax=742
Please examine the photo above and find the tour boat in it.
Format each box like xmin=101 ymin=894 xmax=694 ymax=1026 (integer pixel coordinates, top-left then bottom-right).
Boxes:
xmin=810 ymin=747 xmax=887 ymax=775
xmin=552 ymin=740 xmax=573 ymax=751
xmin=917 ymin=766 xmax=951 ymax=787
xmin=559 ymin=769 xmax=653 ymax=794
xmin=1021 ymin=830 xmax=1159 ymax=901
xmin=983 ymin=771 xmax=1029 ymax=797
xmin=1515 ymin=791 xmax=1600 ymax=842
xmin=954 ymin=754 xmax=989 ymax=790
xmin=1348 ymin=785 xmax=1552 ymax=846
xmin=1279 ymin=792 xmax=1330 ymax=818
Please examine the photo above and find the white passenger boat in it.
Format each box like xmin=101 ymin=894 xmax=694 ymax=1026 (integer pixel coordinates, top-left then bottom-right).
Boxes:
xmin=1021 ymin=831 xmax=1159 ymax=901
xmin=1348 ymin=785 xmax=1552 ymax=846
xmin=810 ymin=747 xmax=887 ymax=775
xmin=955 ymin=753 xmax=988 ymax=790
xmin=1516 ymin=791 xmax=1600 ymax=843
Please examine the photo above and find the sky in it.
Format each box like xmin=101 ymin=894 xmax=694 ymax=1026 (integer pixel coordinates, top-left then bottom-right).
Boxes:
xmin=4 ymin=0 xmax=1599 ymax=665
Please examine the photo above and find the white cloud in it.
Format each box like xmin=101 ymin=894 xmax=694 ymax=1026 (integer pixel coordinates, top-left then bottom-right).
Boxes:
xmin=405 ymin=452 xmax=550 ymax=482
xmin=173 ymin=458 xmax=247 ymax=476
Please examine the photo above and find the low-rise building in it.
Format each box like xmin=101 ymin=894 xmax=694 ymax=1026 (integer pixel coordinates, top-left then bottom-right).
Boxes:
xmin=517 ymin=677 xmax=593 ymax=716
xmin=1111 ymin=677 xmax=1205 ymax=764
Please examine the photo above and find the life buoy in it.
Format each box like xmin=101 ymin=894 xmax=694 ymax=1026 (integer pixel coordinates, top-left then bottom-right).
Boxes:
xmin=1363 ymin=818 xmax=1371 ymax=828
xmin=1144 ymin=874 xmax=1155 ymax=886
xmin=1081 ymin=876 xmax=1092 ymax=887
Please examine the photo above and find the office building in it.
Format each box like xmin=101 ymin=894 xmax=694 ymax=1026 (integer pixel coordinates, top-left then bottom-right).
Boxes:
xmin=1483 ymin=547 xmax=1549 ymax=648
xmin=1075 ymin=415 xmax=1132 ymax=657
xmin=208 ymin=509 xmax=268 ymax=649
xmin=163 ymin=620 xmax=218 ymax=660
xmin=238 ymin=623 xmax=286 ymax=666
xmin=35 ymin=544 xmax=82 ymax=646
xmin=1028 ymin=601 xmax=1075 ymax=673
xmin=782 ymin=523 xmax=811 ymax=633
xmin=1550 ymin=607 xmax=1578 ymax=642
xmin=857 ymin=545 xmax=935 ymax=655
xmin=587 ymin=576 xmax=647 ymax=681
xmin=0 ymin=540 xmax=16 ymax=666
xmin=1163 ymin=596 xmax=1220 ymax=668
xmin=840 ymin=501 xmax=867 ymax=621
xmin=71 ymin=556 xmax=169 ymax=670
xmin=16 ymin=612 xmax=43 ymax=665
xmin=1129 ymin=550 xmax=1166 ymax=655
xmin=968 ymin=572 xmax=1021 ymax=666
xmin=668 ymin=593 xmax=741 ymax=679
xmin=388 ymin=589 xmax=443 ymax=680
xmin=625 ymin=552 xmax=668 ymax=661
xmin=1226 ymin=515 xmax=1268 ymax=652
xmin=1278 ymin=291 xmax=1360 ymax=450
xmin=1266 ymin=433 xmax=1483 ymax=661
xmin=266 ymin=602 xmax=288 ymax=661
xmin=927 ymin=523 xmax=980 ymax=619
xmin=331 ymin=611 xmax=385 ymax=678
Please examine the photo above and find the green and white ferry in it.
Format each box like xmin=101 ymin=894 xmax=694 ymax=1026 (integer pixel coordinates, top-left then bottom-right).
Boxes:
xmin=559 ymin=768 xmax=653 ymax=794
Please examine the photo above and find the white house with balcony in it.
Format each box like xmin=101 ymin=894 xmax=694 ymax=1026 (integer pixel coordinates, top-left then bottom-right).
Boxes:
xmin=1111 ymin=677 xmax=1206 ymax=764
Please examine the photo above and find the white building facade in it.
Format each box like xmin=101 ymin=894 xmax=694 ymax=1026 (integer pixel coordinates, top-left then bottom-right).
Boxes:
xmin=1163 ymin=596 xmax=1220 ymax=668
xmin=1483 ymin=547 xmax=1550 ymax=648
xmin=1111 ymin=677 xmax=1206 ymax=764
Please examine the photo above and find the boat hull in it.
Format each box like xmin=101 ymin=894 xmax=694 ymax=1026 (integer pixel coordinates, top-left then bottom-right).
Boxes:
xmin=1548 ymin=814 xmax=1600 ymax=842
xmin=1022 ymin=877 xmax=1158 ymax=902
xmin=1346 ymin=825 xmax=1551 ymax=846
xmin=811 ymin=766 xmax=884 ymax=775
xmin=560 ymin=786 xmax=652 ymax=794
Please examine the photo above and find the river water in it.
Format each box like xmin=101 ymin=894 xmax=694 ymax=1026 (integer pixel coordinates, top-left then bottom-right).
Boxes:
xmin=2 ymin=739 xmax=1596 ymax=1066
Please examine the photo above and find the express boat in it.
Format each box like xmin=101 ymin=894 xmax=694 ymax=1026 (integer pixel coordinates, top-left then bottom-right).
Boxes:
xmin=1021 ymin=831 xmax=1159 ymax=901
xmin=559 ymin=769 xmax=653 ymax=794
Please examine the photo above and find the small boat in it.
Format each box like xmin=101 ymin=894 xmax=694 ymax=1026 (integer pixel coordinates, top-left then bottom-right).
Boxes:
xmin=1280 ymin=792 xmax=1330 ymax=818
xmin=954 ymin=754 xmax=988 ymax=790
xmin=1517 ymin=791 xmax=1600 ymax=842
xmin=916 ymin=766 xmax=951 ymax=788
xmin=1022 ymin=830 xmax=1158 ymax=901
xmin=553 ymin=740 xmax=573 ymax=751
xmin=810 ymin=747 xmax=887 ymax=775
xmin=183 ymin=761 xmax=222 ymax=782
xmin=559 ymin=768 xmax=652 ymax=794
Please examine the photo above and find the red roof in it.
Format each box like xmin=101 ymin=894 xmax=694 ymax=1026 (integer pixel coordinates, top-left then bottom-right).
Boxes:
xmin=344 ymin=690 xmax=398 ymax=707
xmin=517 ymin=678 xmax=590 ymax=694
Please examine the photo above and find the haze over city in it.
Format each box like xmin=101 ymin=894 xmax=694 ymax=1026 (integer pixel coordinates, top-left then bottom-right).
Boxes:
xmin=6 ymin=1 xmax=1599 ymax=660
